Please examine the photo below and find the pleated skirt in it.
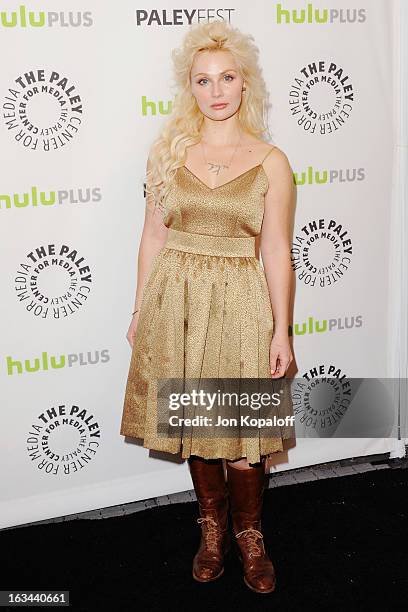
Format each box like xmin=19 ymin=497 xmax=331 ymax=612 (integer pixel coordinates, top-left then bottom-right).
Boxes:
xmin=120 ymin=230 xmax=292 ymax=463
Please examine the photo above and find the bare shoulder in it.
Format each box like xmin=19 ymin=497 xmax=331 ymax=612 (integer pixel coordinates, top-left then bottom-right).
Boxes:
xmin=262 ymin=145 xmax=293 ymax=188
xmin=263 ymin=144 xmax=291 ymax=169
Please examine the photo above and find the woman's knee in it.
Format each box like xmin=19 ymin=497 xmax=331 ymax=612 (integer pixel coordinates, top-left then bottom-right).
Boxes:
xmin=226 ymin=456 xmax=265 ymax=470
xmin=226 ymin=458 xmax=250 ymax=470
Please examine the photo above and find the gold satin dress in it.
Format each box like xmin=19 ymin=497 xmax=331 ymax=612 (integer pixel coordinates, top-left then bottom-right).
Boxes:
xmin=120 ymin=147 xmax=292 ymax=464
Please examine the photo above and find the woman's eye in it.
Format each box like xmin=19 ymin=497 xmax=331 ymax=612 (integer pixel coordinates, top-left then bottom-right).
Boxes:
xmin=197 ymin=75 xmax=234 ymax=85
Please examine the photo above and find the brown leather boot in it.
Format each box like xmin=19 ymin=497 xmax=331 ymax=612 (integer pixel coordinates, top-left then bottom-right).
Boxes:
xmin=188 ymin=456 xmax=231 ymax=582
xmin=226 ymin=458 xmax=276 ymax=594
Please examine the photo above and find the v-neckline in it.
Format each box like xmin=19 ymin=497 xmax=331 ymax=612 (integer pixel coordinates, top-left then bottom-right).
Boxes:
xmin=181 ymin=163 xmax=264 ymax=191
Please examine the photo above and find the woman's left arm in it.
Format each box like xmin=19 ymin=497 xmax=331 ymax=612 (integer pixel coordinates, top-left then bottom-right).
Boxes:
xmin=260 ymin=146 xmax=295 ymax=377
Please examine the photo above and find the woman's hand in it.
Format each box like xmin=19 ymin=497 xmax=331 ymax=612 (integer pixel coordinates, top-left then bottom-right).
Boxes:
xmin=126 ymin=312 xmax=140 ymax=349
xmin=269 ymin=334 xmax=293 ymax=378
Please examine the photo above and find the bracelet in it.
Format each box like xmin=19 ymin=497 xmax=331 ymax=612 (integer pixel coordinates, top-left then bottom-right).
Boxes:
xmin=132 ymin=308 xmax=140 ymax=316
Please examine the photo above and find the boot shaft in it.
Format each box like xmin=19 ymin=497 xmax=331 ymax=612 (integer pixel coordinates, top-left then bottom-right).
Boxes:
xmin=226 ymin=460 xmax=267 ymax=532
xmin=188 ymin=456 xmax=231 ymax=583
xmin=188 ymin=456 xmax=228 ymax=524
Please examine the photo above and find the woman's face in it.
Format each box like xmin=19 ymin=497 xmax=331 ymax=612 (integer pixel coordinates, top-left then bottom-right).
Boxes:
xmin=190 ymin=49 xmax=245 ymax=121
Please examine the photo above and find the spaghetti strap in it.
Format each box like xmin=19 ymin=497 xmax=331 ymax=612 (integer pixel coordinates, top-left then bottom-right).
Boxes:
xmin=261 ymin=145 xmax=277 ymax=165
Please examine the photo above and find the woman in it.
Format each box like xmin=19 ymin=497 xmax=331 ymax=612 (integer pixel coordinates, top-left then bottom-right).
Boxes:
xmin=120 ymin=21 xmax=295 ymax=594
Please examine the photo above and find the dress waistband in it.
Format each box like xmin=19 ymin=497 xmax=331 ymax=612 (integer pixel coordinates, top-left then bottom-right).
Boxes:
xmin=164 ymin=228 xmax=256 ymax=258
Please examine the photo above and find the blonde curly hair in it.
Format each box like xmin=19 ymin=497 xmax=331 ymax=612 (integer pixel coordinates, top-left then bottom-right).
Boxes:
xmin=146 ymin=20 xmax=272 ymax=213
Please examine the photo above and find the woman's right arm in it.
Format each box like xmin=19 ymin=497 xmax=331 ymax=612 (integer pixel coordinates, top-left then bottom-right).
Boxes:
xmin=126 ymin=156 xmax=169 ymax=347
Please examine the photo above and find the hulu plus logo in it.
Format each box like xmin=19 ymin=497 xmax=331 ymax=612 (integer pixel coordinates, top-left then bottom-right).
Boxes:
xmin=275 ymin=3 xmax=366 ymax=24
xmin=6 ymin=349 xmax=110 ymax=376
xmin=289 ymin=315 xmax=362 ymax=336
xmin=0 ymin=5 xmax=93 ymax=28
xmin=141 ymin=96 xmax=173 ymax=116
xmin=0 ymin=186 xmax=102 ymax=210
xmin=294 ymin=166 xmax=365 ymax=186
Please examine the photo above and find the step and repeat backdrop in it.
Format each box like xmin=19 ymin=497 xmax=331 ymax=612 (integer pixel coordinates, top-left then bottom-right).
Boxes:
xmin=0 ymin=1 xmax=401 ymax=529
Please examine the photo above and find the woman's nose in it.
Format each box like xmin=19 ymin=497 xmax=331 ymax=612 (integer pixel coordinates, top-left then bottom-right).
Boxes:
xmin=211 ymin=82 xmax=223 ymax=97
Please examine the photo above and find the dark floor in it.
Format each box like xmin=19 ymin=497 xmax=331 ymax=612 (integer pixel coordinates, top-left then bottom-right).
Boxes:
xmin=1 ymin=458 xmax=407 ymax=611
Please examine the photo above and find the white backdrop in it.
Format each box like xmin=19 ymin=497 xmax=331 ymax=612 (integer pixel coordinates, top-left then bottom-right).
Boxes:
xmin=0 ymin=0 xmax=403 ymax=530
